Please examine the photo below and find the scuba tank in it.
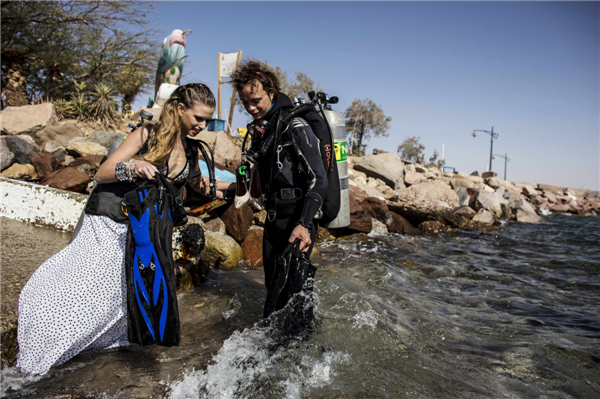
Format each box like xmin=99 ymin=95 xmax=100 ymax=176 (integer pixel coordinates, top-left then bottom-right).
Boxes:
xmin=318 ymin=101 xmax=350 ymax=229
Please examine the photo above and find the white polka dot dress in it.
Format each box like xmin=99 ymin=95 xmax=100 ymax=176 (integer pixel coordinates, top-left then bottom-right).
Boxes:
xmin=16 ymin=214 xmax=130 ymax=375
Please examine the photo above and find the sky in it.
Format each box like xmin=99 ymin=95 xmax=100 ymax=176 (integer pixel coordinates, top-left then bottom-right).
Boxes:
xmin=133 ymin=1 xmax=600 ymax=191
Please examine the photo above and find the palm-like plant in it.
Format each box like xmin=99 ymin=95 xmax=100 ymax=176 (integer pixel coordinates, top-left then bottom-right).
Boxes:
xmin=89 ymin=84 xmax=118 ymax=122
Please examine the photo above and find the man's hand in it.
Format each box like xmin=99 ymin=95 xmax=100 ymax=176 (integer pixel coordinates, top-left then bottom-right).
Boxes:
xmin=289 ymin=224 xmax=311 ymax=253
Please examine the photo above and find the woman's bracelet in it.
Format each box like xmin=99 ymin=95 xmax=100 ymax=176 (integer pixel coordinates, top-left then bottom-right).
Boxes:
xmin=115 ymin=160 xmax=136 ymax=182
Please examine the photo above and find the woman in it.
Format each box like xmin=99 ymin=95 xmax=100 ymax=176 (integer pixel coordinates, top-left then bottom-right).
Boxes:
xmin=16 ymin=83 xmax=217 ymax=375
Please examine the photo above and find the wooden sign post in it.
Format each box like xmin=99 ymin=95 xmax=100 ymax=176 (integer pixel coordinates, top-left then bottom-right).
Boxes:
xmin=218 ymin=51 xmax=242 ymax=134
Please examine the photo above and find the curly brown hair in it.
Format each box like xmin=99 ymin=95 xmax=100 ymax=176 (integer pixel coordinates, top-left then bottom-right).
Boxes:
xmin=230 ymin=60 xmax=281 ymax=97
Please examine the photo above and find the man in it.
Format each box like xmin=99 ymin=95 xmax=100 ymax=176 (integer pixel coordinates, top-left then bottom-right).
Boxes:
xmin=231 ymin=61 xmax=328 ymax=321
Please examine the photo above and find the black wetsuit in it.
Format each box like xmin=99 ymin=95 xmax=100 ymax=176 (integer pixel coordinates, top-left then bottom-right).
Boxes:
xmin=250 ymin=94 xmax=328 ymax=318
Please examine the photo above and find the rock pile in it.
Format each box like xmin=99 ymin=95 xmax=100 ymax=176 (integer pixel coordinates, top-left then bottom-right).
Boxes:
xmin=2 ymin=103 xmax=599 ymax=272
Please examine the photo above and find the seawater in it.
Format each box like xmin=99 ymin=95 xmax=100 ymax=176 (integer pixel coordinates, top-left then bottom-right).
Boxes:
xmin=169 ymin=215 xmax=600 ymax=398
xmin=2 ymin=215 xmax=599 ymax=398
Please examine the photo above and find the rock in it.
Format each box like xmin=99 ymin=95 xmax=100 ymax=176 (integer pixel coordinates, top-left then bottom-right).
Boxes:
xmin=494 ymin=187 xmax=508 ymax=205
xmin=501 ymin=181 xmax=523 ymax=202
xmin=405 ymin=180 xmax=460 ymax=208
xmin=543 ymin=190 xmax=558 ymax=203
xmin=404 ymin=164 xmax=416 ymax=173
xmin=0 ymin=163 xmax=37 ymax=179
xmin=0 ymin=103 xmax=57 ymax=136
xmin=481 ymin=171 xmax=497 ymax=179
xmin=482 ymin=184 xmax=495 ymax=193
xmin=41 ymin=167 xmax=91 ymax=193
xmin=485 ymin=176 xmax=501 ymax=189
xmin=63 ymin=155 xmax=75 ymax=166
xmin=414 ymin=165 xmax=427 ymax=173
xmin=456 ymin=171 xmax=468 ymax=178
xmin=3 ymin=135 xmax=40 ymax=164
xmin=466 ymin=175 xmax=484 ymax=189
xmin=242 ymin=228 xmax=263 ymax=267
xmin=510 ymin=198 xmax=541 ymax=223
xmin=470 ymin=171 xmax=479 ymax=177
xmin=361 ymin=197 xmax=392 ymax=225
xmin=177 ymin=223 xmax=208 ymax=287
xmin=201 ymin=232 xmax=243 ymax=269
xmin=219 ymin=203 xmax=254 ymax=243
xmin=66 ymin=142 xmax=108 ymax=157
xmin=346 ymin=212 xmax=373 ymax=234
xmin=349 ymin=184 xmax=369 ymax=203
xmin=0 ymin=137 xmax=15 ymax=171
xmin=472 ymin=209 xmax=494 ymax=224
xmin=89 ymin=131 xmax=126 ymax=149
xmin=68 ymin=136 xmax=87 ymax=146
xmin=455 ymin=187 xmax=470 ymax=206
xmin=43 ymin=142 xmax=66 ymax=162
xmin=371 ymin=219 xmax=389 ymax=234
xmin=254 ymin=208 xmax=267 ymax=227
xmin=353 ymin=153 xmax=405 ymax=192
xmin=419 ymin=220 xmax=454 ymax=234
xmin=198 ymin=212 xmax=227 ymax=234
xmin=387 ymin=212 xmax=419 ymax=234
xmin=521 ymin=184 xmax=538 ymax=197
xmin=538 ymin=183 xmax=563 ymax=191
xmin=70 ymin=155 xmax=104 ymax=168
xmin=549 ymin=203 xmax=569 ymax=212
xmin=454 ymin=206 xmax=476 ymax=218
xmin=450 ymin=177 xmax=479 ymax=190
xmin=404 ymin=170 xmax=426 ymax=186
xmin=29 ymin=152 xmax=61 ymax=179
xmin=474 ymin=191 xmax=502 ymax=217
xmin=34 ymin=122 xmax=85 ymax=147
xmin=349 ymin=177 xmax=384 ymax=200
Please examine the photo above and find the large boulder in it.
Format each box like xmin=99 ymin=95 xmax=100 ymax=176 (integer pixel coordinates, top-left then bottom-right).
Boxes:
xmin=0 ymin=103 xmax=57 ymax=136
xmin=474 ymin=191 xmax=502 ymax=217
xmin=481 ymin=171 xmax=497 ymax=179
xmin=219 ymin=203 xmax=254 ymax=243
xmin=405 ymin=180 xmax=460 ymax=208
xmin=346 ymin=213 xmax=373 ymax=234
xmin=66 ymin=142 xmax=108 ymax=157
xmin=89 ymin=131 xmax=126 ymax=149
xmin=1 ymin=163 xmax=37 ymax=179
xmin=520 ymin=184 xmax=538 ymax=198
xmin=34 ymin=122 xmax=85 ymax=147
xmin=349 ymin=177 xmax=384 ymax=200
xmin=353 ymin=153 xmax=405 ymax=193
xmin=201 ymin=232 xmax=243 ymax=269
xmin=510 ymin=198 xmax=542 ymax=223
xmin=3 ymin=135 xmax=40 ymax=164
xmin=29 ymin=152 xmax=61 ymax=179
xmin=41 ymin=167 xmax=91 ymax=193
xmin=0 ymin=137 xmax=15 ymax=171
xmin=241 ymin=227 xmax=263 ymax=267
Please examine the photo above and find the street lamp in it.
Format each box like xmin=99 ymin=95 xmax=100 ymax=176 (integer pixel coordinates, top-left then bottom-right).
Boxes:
xmin=492 ymin=153 xmax=511 ymax=181
xmin=472 ymin=126 xmax=499 ymax=172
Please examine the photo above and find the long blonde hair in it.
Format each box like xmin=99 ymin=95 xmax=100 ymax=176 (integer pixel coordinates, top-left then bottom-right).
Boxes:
xmin=137 ymin=83 xmax=215 ymax=165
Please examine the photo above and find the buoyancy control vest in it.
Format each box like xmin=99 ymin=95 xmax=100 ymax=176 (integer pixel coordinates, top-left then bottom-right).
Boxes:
xmin=245 ymin=93 xmax=349 ymax=227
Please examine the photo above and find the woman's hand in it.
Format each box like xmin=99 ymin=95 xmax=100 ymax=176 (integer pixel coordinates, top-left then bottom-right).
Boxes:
xmin=131 ymin=160 xmax=159 ymax=180
xmin=289 ymin=224 xmax=311 ymax=253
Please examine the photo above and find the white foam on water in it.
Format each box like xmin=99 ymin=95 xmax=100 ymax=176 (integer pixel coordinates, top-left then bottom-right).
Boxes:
xmin=0 ymin=367 xmax=45 ymax=396
xmin=167 ymin=323 xmax=350 ymax=399
xmin=222 ymin=294 xmax=242 ymax=320
xmin=540 ymin=208 xmax=552 ymax=216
